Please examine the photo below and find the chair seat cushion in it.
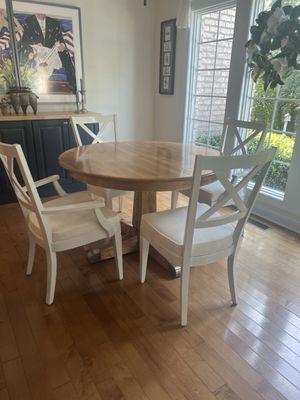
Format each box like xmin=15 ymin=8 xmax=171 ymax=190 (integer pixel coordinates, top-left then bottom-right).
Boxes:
xmin=141 ymin=203 xmax=234 ymax=259
xmin=28 ymin=191 xmax=117 ymax=244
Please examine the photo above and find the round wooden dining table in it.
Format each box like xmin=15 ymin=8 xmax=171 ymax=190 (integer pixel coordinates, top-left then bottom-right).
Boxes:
xmin=59 ymin=141 xmax=218 ymax=276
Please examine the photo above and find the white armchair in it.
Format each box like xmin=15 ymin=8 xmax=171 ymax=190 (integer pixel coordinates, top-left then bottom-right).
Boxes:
xmin=0 ymin=142 xmax=123 ymax=305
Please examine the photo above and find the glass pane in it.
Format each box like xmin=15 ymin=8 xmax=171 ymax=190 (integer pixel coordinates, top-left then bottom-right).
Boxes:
xmin=211 ymin=97 xmax=226 ymax=123
xmin=200 ymin=12 xmax=219 ymax=43
xmin=272 ymin=71 xmax=300 ymax=133
xmin=271 ymin=133 xmax=295 ymax=164
xmin=265 ymin=161 xmax=291 ymax=192
xmin=250 ymin=98 xmax=274 ymax=128
xmin=194 ymin=96 xmax=211 ymax=120
xmin=0 ymin=6 xmax=16 ymax=94
xmin=215 ymin=39 xmax=233 ymax=69
xmin=208 ymin=123 xmax=223 ymax=148
xmin=193 ymin=120 xmax=209 ymax=145
xmin=273 ymin=101 xmax=299 ymax=133
xmin=213 ymin=70 xmax=229 ymax=96
xmin=198 ymin=42 xmax=217 ymax=70
xmin=218 ymin=8 xmax=236 ymax=39
xmin=190 ymin=6 xmax=236 ymax=148
xmin=196 ymin=70 xmax=213 ymax=95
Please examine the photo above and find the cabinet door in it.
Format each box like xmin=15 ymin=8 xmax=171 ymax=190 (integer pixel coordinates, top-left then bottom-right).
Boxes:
xmin=0 ymin=121 xmax=37 ymax=204
xmin=32 ymin=119 xmax=86 ymax=196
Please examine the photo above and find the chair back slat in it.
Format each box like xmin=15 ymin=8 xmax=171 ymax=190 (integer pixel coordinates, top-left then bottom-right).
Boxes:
xmin=70 ymin=114 xmax=118 ymax=147
xmin=222 ymin=119 xmax=267 ymax=156
xmin=183 ymin=148 xmax=276 ymax=261
xmin=0 ymin=142 xmax=50 ymax=239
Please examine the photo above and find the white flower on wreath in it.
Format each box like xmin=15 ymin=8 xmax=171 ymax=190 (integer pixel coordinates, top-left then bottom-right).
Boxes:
xmin=271 ymin=57 xmax=291 ymax=77
xmin=267 ymin=7 xmax=289 ymax=35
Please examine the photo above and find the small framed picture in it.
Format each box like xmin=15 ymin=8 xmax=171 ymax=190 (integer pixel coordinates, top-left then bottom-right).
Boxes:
xmin=159 ymin=19 xmax=177 ymax=95
xmin=164 ymin=52 xmax=171 ymax=66
xmin=163 ymin=66 xmax=171 ymax=75
xmin=164 ymin=26 xmax=171 ymax=41
xmin=164 ymin=41 xmax=172 ymax=52
xmin=163 ymin=77 xmax=170 ymax=90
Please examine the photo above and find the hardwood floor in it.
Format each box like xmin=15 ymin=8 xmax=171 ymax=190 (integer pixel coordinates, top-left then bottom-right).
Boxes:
xmin=0 ymin=192 xmax=300 ymax=400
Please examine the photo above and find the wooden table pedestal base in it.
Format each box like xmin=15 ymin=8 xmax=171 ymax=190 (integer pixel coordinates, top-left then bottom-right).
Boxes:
xmin=85 ymin=191 xmax=181 ymax=278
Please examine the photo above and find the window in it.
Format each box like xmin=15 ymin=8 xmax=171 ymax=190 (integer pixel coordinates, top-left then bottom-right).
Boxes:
xmin=241 ymin=0 xmax=300 ymax=198
xmin=185 ymin=4 xmax=236 ymax=148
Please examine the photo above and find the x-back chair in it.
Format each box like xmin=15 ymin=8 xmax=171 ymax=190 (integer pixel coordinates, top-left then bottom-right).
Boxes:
xmin=171 ymin=119 xmax=268 ymax=209
xmin=70 ymin=114 xmax=130 ymax=210
xmin=0 ymin=142 xmax=123 ymax=305
xmin=141 ymin=148 xmax=276 ymax=326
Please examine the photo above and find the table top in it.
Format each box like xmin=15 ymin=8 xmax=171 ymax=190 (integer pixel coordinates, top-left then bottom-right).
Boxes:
xmin=59 ymin=141 xmax=218 ymax=191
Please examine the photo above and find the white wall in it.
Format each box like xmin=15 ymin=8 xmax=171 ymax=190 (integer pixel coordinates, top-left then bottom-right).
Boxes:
xmin=154 ymin=0 xmax=189 ymax=142
xmin=32 ymin=0 xmax=157 ymax=141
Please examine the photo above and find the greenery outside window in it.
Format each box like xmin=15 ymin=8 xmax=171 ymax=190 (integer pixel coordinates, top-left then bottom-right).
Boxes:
xmin=241 ymin=0 xmax=300 ymax=198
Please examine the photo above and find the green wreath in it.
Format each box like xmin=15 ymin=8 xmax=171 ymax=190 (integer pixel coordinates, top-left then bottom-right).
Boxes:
xmin=246 ymin=0 xmax=300 ymax=91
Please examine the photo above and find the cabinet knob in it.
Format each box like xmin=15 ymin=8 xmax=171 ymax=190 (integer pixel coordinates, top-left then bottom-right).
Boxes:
xmin=63 ymin=121 xmax=69 ymax=125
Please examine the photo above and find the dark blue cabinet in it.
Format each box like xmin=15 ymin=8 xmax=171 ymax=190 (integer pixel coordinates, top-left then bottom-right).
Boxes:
xmin=0 ymin=118 xmax=87 ymax=204
xmin=0 ymin=121 xmax=38 ymax=204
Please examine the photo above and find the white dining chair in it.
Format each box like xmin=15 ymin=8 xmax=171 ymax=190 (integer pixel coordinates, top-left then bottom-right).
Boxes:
xmin=0 ymin=142 xmax=123 ymax=305
xmin=70 ymin=114 xmax=130 ymax=210
xmin=140 ymin=148 xmax=276 ymax=326
xmin=171 ymin=119 xmax=268 ymax=209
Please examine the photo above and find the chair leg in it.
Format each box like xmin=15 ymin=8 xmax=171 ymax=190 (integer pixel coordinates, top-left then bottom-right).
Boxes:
xmin=113 ymin=227 xmax=123 ymax=280
xmin=118 ymin=196 xmax=123 ymax=213
xmin=45 ymin=250 xmax=57 ymax=305
xmin=228 ymin=254 xmax=237 ymax=306
xmin=26 ymin=235 xmax=36 ymax=276
xmin=171 ymin=191 xmax=179 ymax=210
xmin=104 ymin=191 xmax=113 ymax=209
xmin=140 ymin=237 xmax=150 ymax=283
xmin=180 ymin=262 xmax=191 ymax=326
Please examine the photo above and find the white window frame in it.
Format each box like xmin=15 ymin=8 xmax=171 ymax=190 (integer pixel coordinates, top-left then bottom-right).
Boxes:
xmin=184 ymin=1 xmax=237 ymax=146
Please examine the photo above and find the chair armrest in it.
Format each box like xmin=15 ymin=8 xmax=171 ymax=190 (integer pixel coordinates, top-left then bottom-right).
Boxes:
xmin=34 ymin=175 xmax=60 ymax=188
xmin=41 ymin=200 xmax=104 ymax=215
xmin=33 ymin=175 xmax=67 ymax=197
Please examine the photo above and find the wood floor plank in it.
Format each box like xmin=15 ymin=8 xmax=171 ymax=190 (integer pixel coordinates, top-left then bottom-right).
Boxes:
xmin=214 ymin=385 xmax=241 ymax=400
xmin=3 ymin=358 xmax=31 ymax=400
xmin=0 ymin=388 xmax=10 ymax=400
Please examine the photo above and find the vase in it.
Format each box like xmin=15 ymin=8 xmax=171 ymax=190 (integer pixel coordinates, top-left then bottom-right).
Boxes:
xmin=7 ymin=87 xmax=39 ymax=115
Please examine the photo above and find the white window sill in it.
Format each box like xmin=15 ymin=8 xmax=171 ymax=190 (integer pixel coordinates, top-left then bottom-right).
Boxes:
xmin=248 ymin=182 xmax=284 ymax=201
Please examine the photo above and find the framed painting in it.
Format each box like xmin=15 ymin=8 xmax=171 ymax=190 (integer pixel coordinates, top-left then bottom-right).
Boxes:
xmin=159 ymin=19 xmax=176 ymax=95
xmin=0 ymin=0 xmax=15 ymax=95
xmin=10 ymin=0 xmax=84 ymax=102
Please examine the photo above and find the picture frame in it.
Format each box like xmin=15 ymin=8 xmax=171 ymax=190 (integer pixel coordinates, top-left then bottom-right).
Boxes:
xmin=0 ymin=0 xmax=84 ymax=103
xmin=159 ymin=18 xmax=176 ymax=95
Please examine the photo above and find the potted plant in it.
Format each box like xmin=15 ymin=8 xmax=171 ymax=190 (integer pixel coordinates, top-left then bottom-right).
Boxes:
xmin=0 ymin=54 xmax=39 ymax=114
